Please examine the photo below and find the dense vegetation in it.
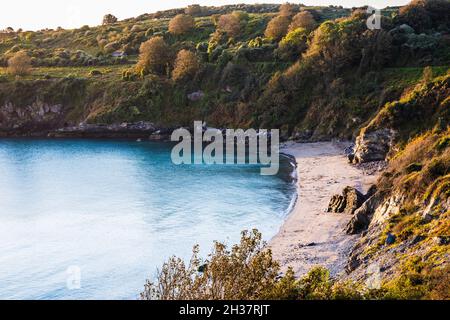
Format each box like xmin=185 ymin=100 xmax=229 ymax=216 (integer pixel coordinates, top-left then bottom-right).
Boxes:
xmin=0 ymin=1 xmax=449 ymax=300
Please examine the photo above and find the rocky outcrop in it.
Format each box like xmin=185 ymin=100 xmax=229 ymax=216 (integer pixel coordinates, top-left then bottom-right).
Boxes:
xmin=349 ymin=129 xmax=396 ymax=164
xmin=345 ymin=192 xmax=383 ymax=235
xmin=327 ymin=186 xmax=366 ymax=215
xmin=48 ymin=121 xmax=161 ymax=139
xmin=0 ymin=100 xmax=64 ymax=133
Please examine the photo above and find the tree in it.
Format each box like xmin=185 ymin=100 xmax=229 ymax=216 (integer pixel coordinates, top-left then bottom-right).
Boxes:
xmin=217 ymin=14 xmax=241 ymax=38
xmin=289 ymin=11 xmax=317 ymax=32
xmin=276 ymin=28 xmax=309 ymax=61
xmin=265 ymin=15 xmax=291 ymax=40
xmin=185 ymin=4 xmax=202 ymax=16
xmin=279 ymin=2 xmax=295 ymax=16
xmin=136 ymin=36 xmax=172 ymax=76
xmin=232 ymin=10 xmax=249 ymax=22
xmin=398 ymin=0 xmax=450 ymax=32
xmin=169 ymin=14 xmax=195 ymax=35
xmin=141 ymin=230 xmax=285 ymax=300
xmin=172 ymin=49 xmax=199 ymax=81
xmin=7 ymin=51 xmax=32 ymax=76
xmin=102 ymin=14 xmax=118 ymax=25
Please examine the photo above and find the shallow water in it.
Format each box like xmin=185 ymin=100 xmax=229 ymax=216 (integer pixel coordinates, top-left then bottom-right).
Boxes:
xmin=0 ymin=139 xmax=296 ymax=300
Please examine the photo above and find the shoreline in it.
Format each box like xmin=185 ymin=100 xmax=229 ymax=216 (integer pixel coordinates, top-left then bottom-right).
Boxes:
xmin=270 ymin=141 xmax=378 ymax=278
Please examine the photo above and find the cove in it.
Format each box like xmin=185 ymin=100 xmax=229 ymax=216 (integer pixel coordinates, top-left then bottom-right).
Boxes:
xmin=0 ymin=139 xmax=296 ymax=300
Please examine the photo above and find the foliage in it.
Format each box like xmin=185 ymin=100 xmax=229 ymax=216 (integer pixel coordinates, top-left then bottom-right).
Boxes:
xmin=168 ymin=14 xmax=195 ymax=35
xmin=136 ymin=36 xmax=172 ymax=76
xmin=172 ymin=49 xmax=199 ymax=81
xmin=264 ymin=15 xmax=291 ymax=40
xmin=279 ymin=3 xmax=295 ymax=17
xmin=7 ymin=51 xmax=32 ymax=76
xmin=141 ymin=230 xmax=281 ymax=300
xmin=289 ymin=11 xmax=317 ymax=32
xmin=217 ymin=13 xmax=241 ymax=38
xmin=276 ymin=28 xmax=308 ymax=61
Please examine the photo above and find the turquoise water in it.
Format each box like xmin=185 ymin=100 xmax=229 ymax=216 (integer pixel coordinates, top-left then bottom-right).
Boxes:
xmin=0 ymin=139 xmax=296 ymax=300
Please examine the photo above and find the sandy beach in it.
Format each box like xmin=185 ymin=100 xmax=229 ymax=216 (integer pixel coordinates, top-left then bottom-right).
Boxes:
xmin=270 ymin=142 xmax=378 ymax=277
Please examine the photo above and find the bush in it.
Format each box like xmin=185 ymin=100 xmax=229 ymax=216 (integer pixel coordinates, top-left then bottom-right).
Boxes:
xmin=279 ymin=2 xmax=295 ymax=17
xmin=289 ymin=11 xmax=317 ymax=32
xmin=276 ymin=27 xmax=308 ymax=61
xmin=265 ymin=15 xmax=291 ymax=41
xmin=168 ymin=14 xmax=195 ymax=35
xmin=136 ymin=36 xmax=172 ymax=76
xmin=172 ymin=49 xmax=199 ymax=81
xmin=217 ymin=14 xmax=241 ymax=38
xmin=141 ymin=230 xmax=282 ymax=300
xmin=7 ymin=51 xmax=32 ymax=76
xmin=185 ymin=4 xmax=202 ymax=16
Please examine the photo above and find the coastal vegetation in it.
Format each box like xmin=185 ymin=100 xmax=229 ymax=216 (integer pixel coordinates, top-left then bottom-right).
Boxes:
xmin=0 ymin=0 xmax=449 ymax=300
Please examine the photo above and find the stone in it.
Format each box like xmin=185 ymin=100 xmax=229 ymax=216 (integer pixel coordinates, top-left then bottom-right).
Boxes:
xmin=187 ymin=91 xmax=204 ymax=101
xmin=345 ymin=193 xmax=382 ymax=235
xmin=434 ymin=236 xmax=450 ymax=246
xmin=327 ymin=186 xmax=365 ymax=215
xmin=352 ymin=129 xmax=395 ymax=164
xmin=386 ymin=233 xmax=396 ymax=245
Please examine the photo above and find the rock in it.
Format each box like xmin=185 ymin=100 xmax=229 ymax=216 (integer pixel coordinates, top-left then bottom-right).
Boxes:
xmin=370 ymin=194 xmax=405 ymax=227
xmin=411 ymin=235 xmax=426 ymax=245
xmin=187 ymin=91 xmax=204 ymax=101
xmin=386 ymin=233 xmax=396 ymax=245
xmin=434 ymin=236 xmax=450 ymax=246
xmin=421 ymin=212 xmax=434 ymax=223
xmin=352 ymin=129 xmax=395 ymax=164
xmin=327 ymin=186 xmax=365 ymax=215
xmin=345 ymin=193 xmax=382 ymax=235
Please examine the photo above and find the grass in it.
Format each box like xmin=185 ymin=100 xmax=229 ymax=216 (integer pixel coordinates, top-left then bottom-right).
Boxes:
xmin=381 ymin=66 xmax=449 ymax=91
xmin=0 ymin=64 xmax=133 ymax=81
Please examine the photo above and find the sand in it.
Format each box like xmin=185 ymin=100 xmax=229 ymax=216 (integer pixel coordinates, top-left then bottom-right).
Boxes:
xmin=269 ymin=141 xmax=378 ymax=277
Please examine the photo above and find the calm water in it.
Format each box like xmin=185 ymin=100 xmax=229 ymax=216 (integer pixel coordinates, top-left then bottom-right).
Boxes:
xmin=0 ymin=139 xmax=296 ymax=300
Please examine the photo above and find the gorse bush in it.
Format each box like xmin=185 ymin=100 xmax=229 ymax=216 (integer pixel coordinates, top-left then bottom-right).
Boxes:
xmin=136 ymin=36 xmax=172 ymax=76
xmin=217 ymin=13 xmax=241 ymax=38
xmin=7 ymin=50 xmax=32 ymax=76
xmin=289 ymin=11 xmax=317 ymax=32
xmin=265 ymin=15 xmax=291 ymax=40
xmin=172 ymin=49 xmax=199 ymax=81
xmin=141 ymin=228 xmax=450 ymax=300
xmin=141 ymin=230 xmax=281 ymax=300
xmin=168 ymin=14 xmax=195 ymax=35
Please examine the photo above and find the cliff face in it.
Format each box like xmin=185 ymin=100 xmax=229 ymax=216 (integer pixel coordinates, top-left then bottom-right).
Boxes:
xmin=339 ymin=74 xmax=450 ymax=297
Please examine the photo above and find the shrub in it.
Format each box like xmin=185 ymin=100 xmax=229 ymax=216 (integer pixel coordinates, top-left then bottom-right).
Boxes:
xmin=289 ymin=11 xmax=317 ymax=32
xmin=136 ymin=36 xmax=172 ymax=76
xmin=265 ymin=15 xmax=290 ymax=41
xmin=141 ymin=230 xmax=282 ymax=300
xmin=168 ymin=14 xmax=195 ymax=35
xmin=405 ymin=163 xmax=423 ymax=174
xmin=185 ymin=4 xmax=202 ymax=16
xmin=276 ymin=27 xmax=308 ymax=61
xmin=172 ymin=49 xmax=199 ymax=81
xmin=217 ymin=14 xmax=241 ymax=38
xmin=232 ymin=10 xmax=249 ymax=22
xmin=7 ymin=51 xmax=32 ymax=76
xmin=279 ymin=2 xmax=295 ymax=17
xmin=435 ymin=136 xmax=450 ymax=152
